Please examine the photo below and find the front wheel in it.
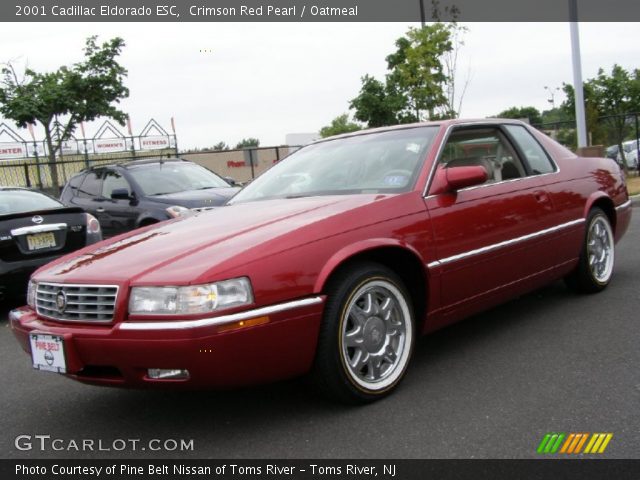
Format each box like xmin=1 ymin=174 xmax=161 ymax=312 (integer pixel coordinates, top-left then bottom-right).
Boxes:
xmin=312 ymin=263 xmax=415 ymax=404
xmin=565 ymin=207 xmax=615 ymax=293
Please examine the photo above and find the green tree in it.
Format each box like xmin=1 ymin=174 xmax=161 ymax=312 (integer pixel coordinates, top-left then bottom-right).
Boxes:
xmin=235 ymin=138 xmax=260 ymax=149
xmin=386 ymin=24 xmax=453 ymax=120
xmin=0 ymin=36 xmax=129 ymax=189
xmin=319 ymin=113 xmax=362 ymax=138
xmin=562 ymin=64 xmax=640 ymax=171
xmin=496 ymin=106 xmax=543 ymax=126
xmin=349 ymin=75 xmax=408 ymax=127
xmin=350 ymin=23 xmax=468 ymax=127
xmin=211 ymin=141 xmax=230 ymax=151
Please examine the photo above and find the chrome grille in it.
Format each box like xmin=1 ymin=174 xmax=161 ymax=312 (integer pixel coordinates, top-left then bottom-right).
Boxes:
xmin=36 ymin=283 xmax=118 ymax=323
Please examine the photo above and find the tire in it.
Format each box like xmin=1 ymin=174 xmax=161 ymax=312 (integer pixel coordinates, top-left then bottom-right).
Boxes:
xmin=312 ymin=262 xmax=415 ymax=404
xmin=565 ymin=207 xmax=615 ymax=293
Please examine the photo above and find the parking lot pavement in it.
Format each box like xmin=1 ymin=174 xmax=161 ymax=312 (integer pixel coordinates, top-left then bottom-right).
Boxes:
xmin=1 ymin=213 xmax=638 ymax=460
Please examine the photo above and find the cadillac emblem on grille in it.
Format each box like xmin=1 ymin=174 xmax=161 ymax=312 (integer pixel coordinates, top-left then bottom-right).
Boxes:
xmin=55 ymin=291 xmax=67 ymax=313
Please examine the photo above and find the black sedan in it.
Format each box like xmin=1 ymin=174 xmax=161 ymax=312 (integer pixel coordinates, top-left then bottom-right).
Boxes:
xmin=0 ymin=187 xmax=102 ymax=300
xmin=60 ymin=158 xmax=240 ymax=237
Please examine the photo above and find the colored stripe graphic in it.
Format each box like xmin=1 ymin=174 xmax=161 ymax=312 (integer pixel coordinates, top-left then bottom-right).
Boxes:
xmin=539 ymin=433 xmax=613 ymax=454
xmin=584 ymin=433 xmax=614 ymax=454
xmin=537 ymin=433 xmax=565 ymax=454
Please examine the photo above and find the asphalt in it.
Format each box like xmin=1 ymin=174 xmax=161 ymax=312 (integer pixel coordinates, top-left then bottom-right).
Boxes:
xmin=0 ymin=212 xmax=638 ymax=460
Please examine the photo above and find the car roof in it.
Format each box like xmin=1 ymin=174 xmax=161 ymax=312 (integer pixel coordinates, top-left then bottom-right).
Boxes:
xmin=311 ymin=118 xmax=530 ymax=145
xmin=72 ymin=157 xmax=187 ymax=175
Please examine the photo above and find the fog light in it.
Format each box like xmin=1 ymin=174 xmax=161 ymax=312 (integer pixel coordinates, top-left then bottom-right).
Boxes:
xmin=147 ymin=368 xmax=189 ymax=380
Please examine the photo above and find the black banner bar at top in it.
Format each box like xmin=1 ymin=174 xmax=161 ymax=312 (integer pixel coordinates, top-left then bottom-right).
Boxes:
xmin=4 ymin=0 xmax=640 ymax=22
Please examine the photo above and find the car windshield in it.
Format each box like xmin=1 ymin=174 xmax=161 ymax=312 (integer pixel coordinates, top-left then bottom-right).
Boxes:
xmin=230 ymin=126 xmax=438 ymax=204
xmin=0 ymin=189 xmax=63 ymax=215
xmin=128 ymin=162 xmax=230 ymax=196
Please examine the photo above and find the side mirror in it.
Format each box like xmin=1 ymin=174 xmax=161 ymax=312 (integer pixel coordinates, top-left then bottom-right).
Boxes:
xmin=111 ymin=188 xmax=132 ymax=201
xmin=430 ymin=166 xmax=488 ymax=195
xmin=446 ymin=166 xmax=488 ymax=191
xmin=223 ymin=176 xmax=237 ymax=186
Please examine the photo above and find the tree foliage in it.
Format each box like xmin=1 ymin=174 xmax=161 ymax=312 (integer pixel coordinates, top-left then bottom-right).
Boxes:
xmin=211 ymin=141 xmax=230 ymax=151
xmin=0 ymin=36 xmax=129 ymax=189
xmin=561 ymin=64 xmax=640 ymax=171
xmin=495 ymin=106 xmax=543 ymax=126
xmin=319 ymin=113 xmax=362 ymax=138
xmin=235 ymin=138 xmax=260 ymax=149
xmin=350 ymin=23 xmax=469 ymax=128
xmin=349 ymin=75 xmax=407 ymax=127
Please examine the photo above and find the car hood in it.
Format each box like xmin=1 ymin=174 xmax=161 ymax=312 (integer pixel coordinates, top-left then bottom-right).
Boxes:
xmin=149 ymin=187 xmax=240 ymax=207
xmin=36 ymin=193 xmax=424 ymax=286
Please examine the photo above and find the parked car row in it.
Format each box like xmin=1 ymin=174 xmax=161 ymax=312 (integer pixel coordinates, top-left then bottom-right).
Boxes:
xmin=0 ymin=187 xmax=102 ymax=300
xmin=8 ymin=119 xmax=632 ymax=403
xmin=61 ymin=158 xmax=240 ymax=237
xmin=606 ymin=139 xmax=639 ymax=169
xmin=1 ymin=159 xmax=239 ymax=299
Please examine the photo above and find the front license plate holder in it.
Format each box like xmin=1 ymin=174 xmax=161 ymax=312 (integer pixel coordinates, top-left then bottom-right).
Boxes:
xmin=29 ymin=333 xmax=67 ymax=374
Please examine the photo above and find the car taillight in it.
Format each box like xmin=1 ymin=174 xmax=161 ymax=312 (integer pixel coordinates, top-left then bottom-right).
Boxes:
xmin=85 ymin=213 xmax=103 ymax=244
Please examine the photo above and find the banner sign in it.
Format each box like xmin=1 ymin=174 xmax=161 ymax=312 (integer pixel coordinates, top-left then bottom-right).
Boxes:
xmin=60 ymin=140 xmax=79 ymax=155
xmin=94 ymin=138 xmax=127 ymax=154
xmin=26 ymin=143 xmax=46 ymax=158
xmin=140 ymin=136 xmax=170 ymax=150
xmin=0 ymin=142 xmax=27 ymax=159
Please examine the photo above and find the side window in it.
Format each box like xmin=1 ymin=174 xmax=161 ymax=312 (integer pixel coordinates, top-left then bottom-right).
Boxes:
xmin=505 ymin=125 xmax=556 ymax=175
xmin=77 ymin=171 xmax=103 ymax=198
xmin=439 ymin=127 xmax=527 ymax=184
xmin=102 ymin=170 xmax=131 ymax=199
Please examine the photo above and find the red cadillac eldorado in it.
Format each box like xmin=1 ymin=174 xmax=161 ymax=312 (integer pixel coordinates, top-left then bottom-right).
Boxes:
xmin=10 ymin=119 xmax=632 ymax=403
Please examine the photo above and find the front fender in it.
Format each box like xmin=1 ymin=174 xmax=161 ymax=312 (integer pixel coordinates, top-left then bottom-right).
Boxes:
xmin=312 ymin=238 xmax=426 ymax=293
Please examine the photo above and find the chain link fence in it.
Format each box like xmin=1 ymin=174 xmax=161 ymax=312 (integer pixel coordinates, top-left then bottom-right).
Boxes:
xmin=533 ymin=112 xmax=640 ymax=172
xmin=0 ymin=146 xmax=298 ymax=195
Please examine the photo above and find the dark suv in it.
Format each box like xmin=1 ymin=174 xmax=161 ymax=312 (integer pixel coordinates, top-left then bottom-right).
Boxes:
xmin=60 ymin=158 xmax=240 ymax=237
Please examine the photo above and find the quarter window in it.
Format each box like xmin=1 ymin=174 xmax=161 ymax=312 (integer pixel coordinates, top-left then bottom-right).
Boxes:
xmin=504 ymin=125 xmax=556 ymax=175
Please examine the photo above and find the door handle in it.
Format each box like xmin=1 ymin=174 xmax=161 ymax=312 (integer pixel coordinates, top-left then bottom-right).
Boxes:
xmin=534 ymin=191 xmax=549 ymax=203
xmin=96 ymin=208 xmax=105 ymax=213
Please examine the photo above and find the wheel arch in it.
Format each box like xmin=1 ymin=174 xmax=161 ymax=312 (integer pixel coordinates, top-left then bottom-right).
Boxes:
xmin=584 ymin=192 xmax=616 ymax=232
xmin=313 ymin=240 xmax=429 ymax=332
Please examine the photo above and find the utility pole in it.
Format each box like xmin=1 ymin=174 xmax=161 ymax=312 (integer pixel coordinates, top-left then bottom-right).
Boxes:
xmin=569 ymin=0 xmax=588 ymax=148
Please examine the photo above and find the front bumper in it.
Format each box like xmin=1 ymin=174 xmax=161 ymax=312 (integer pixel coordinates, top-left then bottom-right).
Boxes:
xmin=10 ymin=297 xmax=325 ymax=389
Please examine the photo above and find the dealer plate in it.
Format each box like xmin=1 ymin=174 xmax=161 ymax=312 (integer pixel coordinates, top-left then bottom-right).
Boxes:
xmin=29 ymin=333 xmax=66 ymax=373
xmin=26 ymin=232 xmax=56 ymax=251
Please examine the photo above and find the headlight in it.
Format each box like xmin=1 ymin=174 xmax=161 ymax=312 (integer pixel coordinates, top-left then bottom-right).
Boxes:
xmin=129 ymin=277 xmax=253 ymax=315
xmin=27 ymin=280 xmax=37 ymax=308
xmin=166 ymin=206 xmax=191 ymax=218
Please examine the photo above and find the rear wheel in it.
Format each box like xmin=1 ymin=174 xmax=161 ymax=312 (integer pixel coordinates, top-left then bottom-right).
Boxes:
xmin=312 ymin=262 xmax=415 ymax=404
xmin=565 ymin=207 xmax=615 ymax=293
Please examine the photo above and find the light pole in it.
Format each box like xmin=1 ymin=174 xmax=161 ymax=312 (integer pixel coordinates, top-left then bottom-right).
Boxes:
xmin=569 ymin=0 xmax=588 ymax=148
xmin=544 ymin=86 xmax=561 ymax=109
